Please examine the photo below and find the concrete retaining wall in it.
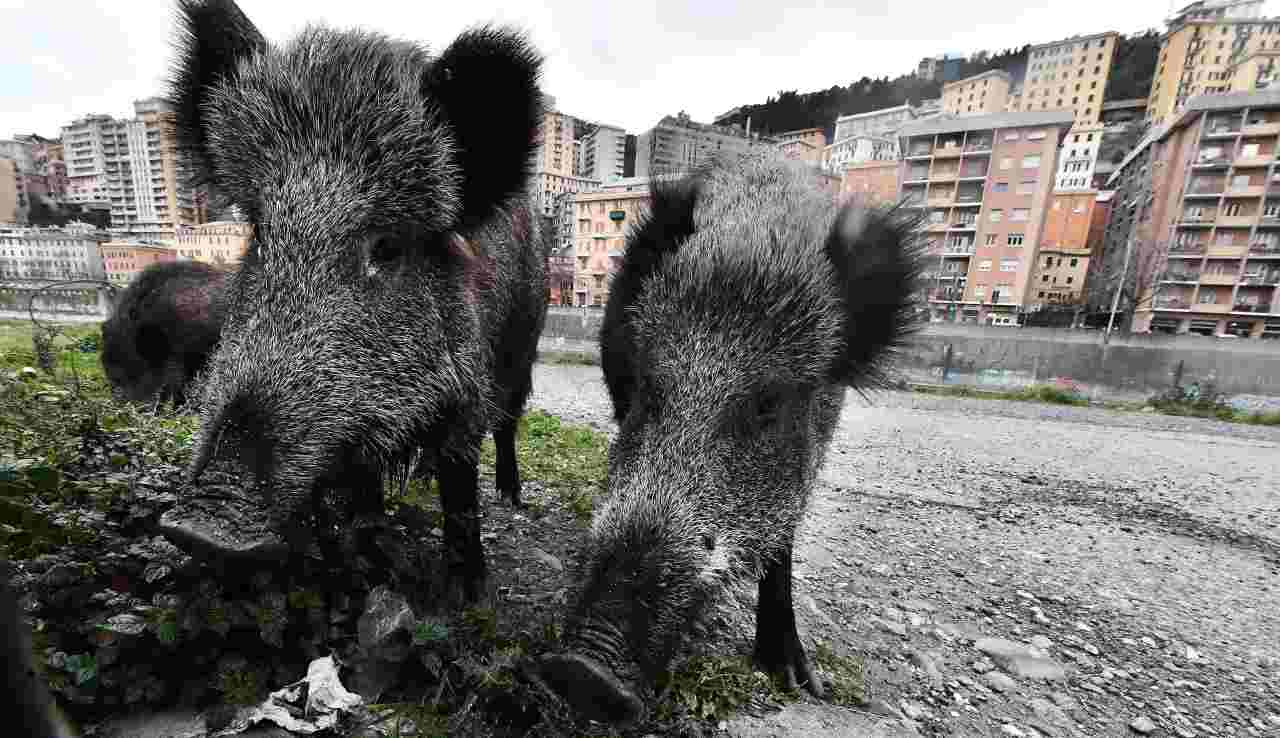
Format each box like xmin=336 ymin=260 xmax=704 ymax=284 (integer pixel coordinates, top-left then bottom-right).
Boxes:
xmin=539 ymin=307 xmax=1280 ymax=401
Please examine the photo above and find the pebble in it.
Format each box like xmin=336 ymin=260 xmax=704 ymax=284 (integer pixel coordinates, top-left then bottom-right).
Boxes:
xmin=900 ymin=700 xmax=928 ymax=720
xmin=975 ymin=637 xmax=1067 ymax=681
xmin=1130 ymin=716 xmax=1157 ymax=734
xmin=983 ymin=671 xmax=1018 ymax=693
xmin=1001 ymin=725 xmax=1026 ymax=737
xmin=1030 ymin=635 xmax=1054 ymax=650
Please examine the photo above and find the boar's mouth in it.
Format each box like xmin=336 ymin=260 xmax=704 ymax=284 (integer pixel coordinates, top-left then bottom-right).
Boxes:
xmin=538 ymin=652 xmax=644 ymax=725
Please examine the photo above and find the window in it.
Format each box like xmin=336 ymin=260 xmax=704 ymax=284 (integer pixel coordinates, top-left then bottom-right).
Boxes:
xmin=999 ymin=157 xmax=1013 ymax=170
xmin=985 ymin=234 xmax=997 ymax=245
xmin=1008 ymin=233 xmax=1025 ymax=246
xmin=1069 ymin=258 xmax=1078 ymax=267
xmin=994 ymin=182 xmax=1009 ymax=192
xmin=1000 ymin=259 xmax=1019 ymax=272
xmin=1199 ymin=288 xmax=1217 ymax=304
xmin=990 ymin=209 xmax=1003 ymax=222
xmin=1066 ymin=276 xmax=1074 ymax=284
xmin=1042 ymin=274 xmax=1050 ymax=282
xmin=1028 ymin=130 xmax=1046 ymax=141
xmin=1018 ymin=181 xmax=1036 ymax=195
xmin=978 ymin=259 xmax=993 ymax=271
xmin=1011 ymin=208 xmax=1030 ymax=222
xmin=974 ymin=285 xmax=986 ymax=299
xmin=1022 ymin=155 xmax=1041 ymax=168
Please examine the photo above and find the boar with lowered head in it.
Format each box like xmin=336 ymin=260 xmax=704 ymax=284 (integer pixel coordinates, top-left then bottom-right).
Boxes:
xmin=170 ymin=0 xmax=549 ymax=603
xmin=539 ymin=155 xmax=919 ymax=723
xmin=100 ymin=260 xmax=228 ymax=408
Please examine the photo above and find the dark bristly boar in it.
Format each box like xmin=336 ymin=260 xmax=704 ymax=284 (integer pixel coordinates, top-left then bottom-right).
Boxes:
xmin=100 ymin=260 xmax=229 ymax=408
xmin=170 ymin=0 xmax=549 ymax=602
xmin=539 ymin=155 xmax=920 ymax=724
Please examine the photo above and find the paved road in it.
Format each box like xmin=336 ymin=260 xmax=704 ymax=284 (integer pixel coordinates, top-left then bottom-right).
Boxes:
xmin=529 ymin=364 xmax=1280 ymax=737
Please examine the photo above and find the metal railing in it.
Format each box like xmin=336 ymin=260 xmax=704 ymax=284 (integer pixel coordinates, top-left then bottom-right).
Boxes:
xmin=1169 ymin=242 xmax=1207 ymax=253
xmin=1155 ymin=297 xmax=1189 ymax=309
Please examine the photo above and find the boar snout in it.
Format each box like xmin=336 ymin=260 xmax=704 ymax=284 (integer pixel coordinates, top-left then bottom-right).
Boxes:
xmin=538 ymin=652 xmax=644 ymax=725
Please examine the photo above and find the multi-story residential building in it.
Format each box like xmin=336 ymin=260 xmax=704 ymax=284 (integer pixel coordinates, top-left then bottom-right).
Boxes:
xmin=534 ymin=171 xmax=600 ymax=219
xmin=635 ymin=113 xmax=778 ymax=177
xmin=942 ymin=70 xmax=1012 ymax=116
xmin=1146 ymin=5 xmax=1280 ymax=126
xmin=547 ymin=245 xmax=575 ymax=306
xmin=60 ymin=113 xmax=116 ymax=206
xmin=0 ymin=159 xmax=24 ymax=224
xmin=571 ymin=188 xmax=649 ymax=307
xmin=1132 ymin=89 xmax=1280 ymax=338
xmin=1006 ymin=87 xmax=1023 ymax=113
xmin=0 ymin=225 xmax=107 ymax=281
xmin=832 ymin=104 xmax=919 ymax=143
xmin=173 ymin=221 xmax=252 ymax=266
xmin=535 ymin=106 xmax=579 ymax=177
xmin=775 ymin=128 xmax=827 ymax=168
xmin=107 ymin=98 xmax=202 ymax=239
xmin=917 ymin=57 xmax=939 ymax=80
xmin=579 ymin=124 xmax=628 ymax=183
xmin=840 ymin=160 xmax=900 ymax=207
xmin=1028 ymin=190 xmax=1113 ymax=308
xmin=897 ymin=110 xmax=1076 ymax=324
xmin=1057 ymin=126 xmax=1107 ymax=190
xmin=821 ymin=135 xmax=898 ymax=174
xmin=99 ymin=242 xmax=176 ymax=285
xmin=1225 ymin=49 xmax=1280 ymax=91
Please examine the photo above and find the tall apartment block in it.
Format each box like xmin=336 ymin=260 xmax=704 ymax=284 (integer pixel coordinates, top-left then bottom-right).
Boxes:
xmin=941 ymin=70 xmax=1011 ymax=116
xmin=1019 ymin=32 xmax=1119 ymax=192
xmin=1133 ymin=90 xmax=1280 ymax=339
xmin=897 ymin=111 xmax=1075 ymax=324
xmin=536 ymin=107 xmax=578 ymax=177
xmin=1146 ymin=0 xmax=1274 ymax=126
xmin=60 ymin=113 xmax=116 ymax=206
xmin=635 ymin=113 xmax=778 ymax=177
xmin=579 ymin=124 xmax=628 ymax=183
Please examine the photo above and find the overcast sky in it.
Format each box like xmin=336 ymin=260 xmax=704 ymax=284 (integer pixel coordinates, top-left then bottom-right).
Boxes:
xmin=0 ymin=0 xmax=1217 ymax=140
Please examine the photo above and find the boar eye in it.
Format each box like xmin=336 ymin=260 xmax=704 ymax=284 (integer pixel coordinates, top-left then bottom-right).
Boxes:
xmin=365 ymin=234 xmax=400 ymax=276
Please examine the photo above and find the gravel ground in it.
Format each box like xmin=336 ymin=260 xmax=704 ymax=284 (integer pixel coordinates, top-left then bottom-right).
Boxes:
xmin=528 ymin=364 xmax=1280 ymax=738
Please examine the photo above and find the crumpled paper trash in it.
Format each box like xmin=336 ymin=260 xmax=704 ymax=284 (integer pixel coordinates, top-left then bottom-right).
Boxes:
xmin=212 ymin=655 xmax=364 ymax=736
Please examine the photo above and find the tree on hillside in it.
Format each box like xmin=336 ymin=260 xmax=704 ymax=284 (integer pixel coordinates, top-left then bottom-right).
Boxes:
xmin=1083 ymin=238 xmax=1166 ymax=330
xmin=1104 ymin=31 xmax=1161 ymax=102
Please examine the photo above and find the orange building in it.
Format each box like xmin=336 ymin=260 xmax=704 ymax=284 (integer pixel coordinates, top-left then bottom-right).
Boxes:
xmin=841 ymin=160 xmax=900 ymax=207
xmin=1029 ymin=190 xmax=1113 ymax=307
xmin=942 ymin=70 xmax=1012 ymax=116
xmin=99 ymin=241 xmax=176 ymax=285
xmin=572 ymin=188 xmax=650 ymax=307
xmin=775 ymin=128 xmax=828 ymax=168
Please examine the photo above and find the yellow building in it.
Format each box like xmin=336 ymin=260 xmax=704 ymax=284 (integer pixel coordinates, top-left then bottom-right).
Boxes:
xmin=571 ymin=188 xmax=650 ymax=307
xmin=0 ymin=159 xmax=20 ymax=223
xmin=537 ymin=109 xmax=578 ymax=177
xmin=99 ymin=241 xmax=176 ymax=285
xmin=1147 ymin=17 xmax=1280 ymax=126
xmin=174 ymin=221 xmax=252 ymax=267
xmin=942 ymin=70 xmax=1012 ymax=116
xmin=1226 ymin=49 xmax=1280 ymax=91
xmin=1019 ymin=32 xmax=1119 ymax=126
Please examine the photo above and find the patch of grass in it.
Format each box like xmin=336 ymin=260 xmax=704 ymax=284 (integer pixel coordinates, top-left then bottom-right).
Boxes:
xmin=216 ymin=669 xmax=262 ymax=707
xmin=537 ymin=350 xmax=601 ymax=367
xmin=811 ymin=642 xmax=865 ymax=707
xmin=366 ymin=702 xmax=450 ymax=738
xmin=655 ymin=655 xmax=779 ymax=722
xmin=480 ymin=409 xmax=608 ymax=522
xmin=914 ymin=383 xmax=1088 ymax=406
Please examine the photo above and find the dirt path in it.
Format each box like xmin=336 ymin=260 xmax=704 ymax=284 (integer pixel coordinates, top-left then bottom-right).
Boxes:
xmin=529 ymin=366 xmax=1280 ymax=738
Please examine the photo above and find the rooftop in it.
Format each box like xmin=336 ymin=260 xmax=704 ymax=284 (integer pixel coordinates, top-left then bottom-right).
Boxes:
xmin=897 ymin=109 xmax=1075 ymax=139
xmin=942 ymin=69 xmax=1012 ymax=89
xmin=1102 ymin=99 xmax=1148 ymax=111
xmin=835 ymin=104 xmax=914 ymax=123
xmin=1027 ymin=31 xmax=1120 ymax=51
xmin=1162 ymin=88 xmax=1280 ymax=136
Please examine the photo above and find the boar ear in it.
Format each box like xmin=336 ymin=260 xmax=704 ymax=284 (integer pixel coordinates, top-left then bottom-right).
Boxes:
xmin=599 ymin=175 xmax=702 ymax=423
xmin=424 ymin=27 xmax=543 ymax=229
xmin=823 ymin=203 xmax=924 ymax=387
xmin=169 ymin=0 xmax=266 ymax=188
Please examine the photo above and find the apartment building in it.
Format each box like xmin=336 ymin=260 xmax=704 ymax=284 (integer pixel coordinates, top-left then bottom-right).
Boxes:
xmin=897 ymin=110 xmax=1075 ymax=324
xmin=1028 ymin=190 xmax=1113 ymax=308
xmin=0 ymin=159 xmax=23 ymax=224
xmin=173 ymin=221 xmax=252 ymax=266
xmin=535 ymin=171 xmax=600 ymax=219
xmin=1020 ymin=33 xmax=1118 ymax=125
xmin=941 ymin=70 xmax=1012 ymax=116
xmin=775 ymin=128 xmax=827 ymax=168
xmin=635 ymin=113 xmax=778 ymax=177
xmin=108 ymin=98 xmax=201 ymax=238
xmin=99 ymin=242 xmax=176 ymax=285
xmin=60 ymin=114 xmax=116 ymax=205
xmin=571 ymin=188 xmax=649 ymax=307
xmin=821 ymin=135 xmax=898 ymax=175
xmin=0 ymin=225 xmax=106 ymax=281
xmin=1146 ymin=2 xmax=1278 ymax=126
xmin=536 ymin=108 xmax=578 ymax=177
xmin=1134 ymin=89 xmax=1280 ymax=338
xmin=833 ymin=104 xmax=919 ymax=143
xmin=840 ymin=160 xmax=900 ymax=207
xmin=579 ymin=124 xmax=628 ymax=183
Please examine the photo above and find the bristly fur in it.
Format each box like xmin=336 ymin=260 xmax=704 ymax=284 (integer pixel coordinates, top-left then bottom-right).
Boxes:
xmin=100 ymin=260 xmax=228 ymax=406
xmin=168 ymin=0 xmax=549 ymax=596
xmin=550 ymin=153 xmax=920 ymax=722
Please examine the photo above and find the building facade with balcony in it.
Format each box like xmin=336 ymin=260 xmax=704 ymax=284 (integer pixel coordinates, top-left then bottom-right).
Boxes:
xmin=840 ymin=160 xmax=900 ymax=207
xmin=173 ymin=221 xmax=252 ymax=267
xmin=776 ymin=128 xmax=828 ymax=168
xmin=60 ymin=114 xmax=116 ymax=206
xmin=898 ymin=110 xmax=1075 ymax=324
xmin=571 ymin=188 xmax=649 ymax=307
xmin=579 ymin=124 xmax=627 ymax=183
xmin=832 ymin=104 xmax=920 ymax=143
xmin=821 ymin=135 xmax=898 ymax=175
xmin=0 ymin=225 xmax=110 ymax=316
xmin=635 ymin=113 xmax=779 ymax=177
xmin=942 ymin=70 xmax=1012 ymax=116
xmin=1028 ymin=190 xmax=1113 ymax=308
xmin=99 ymin=242 xmax=176 ymax=285
xmin=1136 ymin=89 xmax=1280 ymax=338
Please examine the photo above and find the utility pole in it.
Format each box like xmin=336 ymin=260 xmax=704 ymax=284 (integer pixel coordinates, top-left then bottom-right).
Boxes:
xmin=1104 ymin=201 xmax=1137 ymax=345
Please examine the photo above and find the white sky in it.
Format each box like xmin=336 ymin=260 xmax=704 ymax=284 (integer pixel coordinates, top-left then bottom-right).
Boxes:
xmin=0 ymin=0 xmax=1211 ymax=140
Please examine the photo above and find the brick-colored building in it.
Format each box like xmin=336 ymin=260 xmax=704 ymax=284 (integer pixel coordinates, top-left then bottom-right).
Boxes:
xmin=942 ymin=70 xmax=1012 ymax=116
xmin=1133 ymin=89 xmax=1280 ymax=338
xmin=99 ymin=242 xmax=176 ymax=285
xmin=898 ymin=110 xmax=1075 ymax=324
xmin=571 ymin=188 xmax=649 ymax=307
xmin=173 ymin=220 xmax=252 ymax=267
xmin=1028 ymin=190 xmax=1113 ymax=307
xmin=841 ymin=160 xmax=900 ymax=207
xmin=776 ymin=128 xmax=827 ymax=168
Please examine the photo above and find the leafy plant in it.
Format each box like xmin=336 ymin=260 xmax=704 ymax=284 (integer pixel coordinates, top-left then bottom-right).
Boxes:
xmin=811 ymin=642 xmax=865 ymax=706
xmin=62 ymin=652 xmax=97 ymax=687
xmin=414 ymin=619 xmax=450 ymax=645
xmin=656 ymin=655 xmax=774 ymax=722
xmin=480 ymin=409 xmax=608 ymax=522
xmin=217 ymin=669 xmax=261 ymax=706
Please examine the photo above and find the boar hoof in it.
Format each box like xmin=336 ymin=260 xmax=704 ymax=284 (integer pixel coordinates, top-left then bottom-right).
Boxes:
xmin=538 ymin=653 xmax=643 ymax=724
xmin=755 ymin=638 xmax=826 ymax=698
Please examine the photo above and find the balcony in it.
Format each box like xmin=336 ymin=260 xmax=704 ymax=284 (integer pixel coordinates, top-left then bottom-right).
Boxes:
xmin=934 ymin=142 xmax=964 ymax=159
xmin=954 ymin=192 xmax=984 ymax=206
xmin=1216 ymin=214 xmax=1255 ymax=228
xmin=930 ymin=169 xmax=959 ymax=181
xmin=1169 ymin=242 xmax=1207 ymax=257
xmin=1154 ymin=296 xmax=1190 ymax=309
xmin=904 ymin=171 xmax=930 ymax=183
xmin=1185 ymin=181 xmax=1224 ymax=197
xmin=1242 ymin=120 xmax=1280 ymax=136
xmin=1207 ymin=243 xmax=1247 ymax=257
xmin=943 ymin=242 xmax=976 ymax=256
xmin=926 ymin=220 xmax=949 ymax=232
xmin=1258 ymin=214 xmax=1280 ymax=227
xmin=1250 ymin=242 xmax=1280 ymax=256
xmin=1194 ymin=301 xmax=1232 ymax=314
xmin=1241 ymin=272 xmax=1280 ymax=285
xmin=1233 ymin=302 xmax=1271 ymax=313
xmin=948 ymin=220 xmax=977 ymax=230
xmin=1192 ymin=154 xmax=1230 ymax=168
xmin=906 ymin=147 xmax=933 ymax=159
xmin=1233 ymin=152 xmax=1273 ymax=168
xmin=964 ymin=140 xmax=992 ymax=153
xmin=1199 ymin=271 xmax=1240 ymax=286
xmin=1161 ymin=271 xmax=1200 ymax=283
xmin=1202 ymin=124 xmax=1241 ymax=138
xmin=927 ymin=196 xmax=955 ymax=207
xmin=959 ymin=167 xmax=988 ymax=179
